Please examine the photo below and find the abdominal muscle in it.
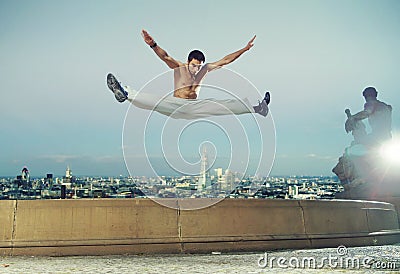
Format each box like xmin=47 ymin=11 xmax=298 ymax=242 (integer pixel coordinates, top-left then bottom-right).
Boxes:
xmin=174 ymin=87 xmax=197 ymax=99
xmin=173 ymin=66 xmax=201 ymax=99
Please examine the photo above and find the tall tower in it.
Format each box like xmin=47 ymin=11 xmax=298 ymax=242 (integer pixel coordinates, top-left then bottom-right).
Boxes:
xmin=66 ymin=166 xmax=72 ymax=179
xmin=224 ymin=169 xmax=234 ymax=192
xmin=63 ymin=166 xmax=72 ymax=186
xmin=21 ymin=166 xmax=30 ymax=182
xmin=215 ymin=168 xmax=223 ymax=180
xmin=198 ymin=145 xmax=211 ymax=191
xmin=46 ymin=174 xmax=54 ymax=188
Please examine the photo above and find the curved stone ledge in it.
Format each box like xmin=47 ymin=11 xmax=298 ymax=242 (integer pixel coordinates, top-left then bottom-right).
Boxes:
xmin=0 ymin=199 xmax=399 ymax=256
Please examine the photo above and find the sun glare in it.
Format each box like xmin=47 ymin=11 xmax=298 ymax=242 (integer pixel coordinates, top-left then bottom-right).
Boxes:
xmin=380 ymin=138 xmax=400 ymax=165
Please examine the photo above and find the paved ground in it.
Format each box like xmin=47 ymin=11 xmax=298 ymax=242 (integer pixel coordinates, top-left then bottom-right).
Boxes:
xmin=1 ymin=244 xmax=399 ymax=273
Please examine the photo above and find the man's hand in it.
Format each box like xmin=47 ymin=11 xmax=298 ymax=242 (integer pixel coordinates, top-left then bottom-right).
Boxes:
xmin=245 ymin=35 xmax=256 ymax=51
xmin=142 ymin=29 xmax=155 ymax=46
xmin=207 ymin=34 xmax=257 ymax=71
xmin=141 ymin=29 xmax=181 ymax=69
xmin=345 ymin=117 xmax=356 ymax=133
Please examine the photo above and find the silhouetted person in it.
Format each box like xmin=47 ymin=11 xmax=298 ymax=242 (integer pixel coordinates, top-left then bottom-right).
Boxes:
xmin=345 ymin=87 xmax=392 ymax=146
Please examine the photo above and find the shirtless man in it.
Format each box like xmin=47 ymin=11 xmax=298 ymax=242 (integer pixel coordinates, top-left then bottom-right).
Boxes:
xmin=107 ymin=29 xmax=270 ymax=117
xmin=345 ymin=87 xmax=392 ymax=145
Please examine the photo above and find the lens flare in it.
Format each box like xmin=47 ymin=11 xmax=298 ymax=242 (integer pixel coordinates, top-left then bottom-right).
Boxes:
xmin=380 ymin=139 xmax=400 ymax=165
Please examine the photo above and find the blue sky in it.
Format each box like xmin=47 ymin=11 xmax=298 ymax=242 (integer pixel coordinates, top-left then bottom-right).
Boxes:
xmin=0 ymin=0 xmax=399 ymax=177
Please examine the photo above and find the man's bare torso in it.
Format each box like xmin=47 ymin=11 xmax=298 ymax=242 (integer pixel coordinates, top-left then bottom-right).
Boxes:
xmin=173 ymin=65 xmax=202 ymax=99
xmin=141 ymin=29 xmax=256 ymax=100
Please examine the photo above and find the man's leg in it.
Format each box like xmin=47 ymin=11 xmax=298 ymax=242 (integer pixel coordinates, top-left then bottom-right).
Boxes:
xmin=107 ymin=74 xmax=271 ymax=119
xmin=167 ymin=97 xmax=255 ymax=119
xmin=128 ymin=94 xmax=258 ymax=119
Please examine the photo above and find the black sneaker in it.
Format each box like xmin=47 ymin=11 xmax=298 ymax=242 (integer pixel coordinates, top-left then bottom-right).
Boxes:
xmin=253 ymin=91 xmax=270 ymax=117
xmin=107 ymin=73 xmax=128 ymax=103
xmin=264 ymin=91 xmax=270 ymax=105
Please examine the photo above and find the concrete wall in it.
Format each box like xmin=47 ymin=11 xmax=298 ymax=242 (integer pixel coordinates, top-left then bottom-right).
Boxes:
xmin=0 ymin=199 xmax=399 ymax=256
xmin=359 ymin=196 xmax=400 ymax=228
xmin=383 ymin=197 xmax=400 ymax=227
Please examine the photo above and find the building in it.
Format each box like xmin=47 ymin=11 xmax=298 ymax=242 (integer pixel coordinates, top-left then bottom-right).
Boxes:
xmin=198 ymin=145 xmax=211 ymax=190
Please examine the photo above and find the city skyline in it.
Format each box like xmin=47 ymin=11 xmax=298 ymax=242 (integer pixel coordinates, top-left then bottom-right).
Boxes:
xmin=1 ymin=163 xmax=341 ymax=203
xmin=1 ymin=0 xmax=399 ymax=177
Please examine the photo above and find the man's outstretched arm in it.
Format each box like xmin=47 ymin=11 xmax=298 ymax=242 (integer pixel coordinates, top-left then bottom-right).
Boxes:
xmin=345 ymin=105 xmax=372 ymax=132
xmin=351 ymin=110 xmax=369 ymax=121
xmin=205 ymin=35 xmax=256 ymax=72
xmin=142 ymin=29 xmax=182 ymax=69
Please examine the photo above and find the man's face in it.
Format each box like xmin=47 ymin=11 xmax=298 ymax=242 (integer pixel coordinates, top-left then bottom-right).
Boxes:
xmin=188 ymin=59 xmax=203 ymax=76
xmin=364 ymin=95 xmax=375 ymax=102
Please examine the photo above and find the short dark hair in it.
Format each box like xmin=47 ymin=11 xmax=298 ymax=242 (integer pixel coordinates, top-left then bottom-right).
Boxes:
xmin=362 ymin=87 xmax=378 ymax=98
xmin=188 ymin=50 xmax=205 ymax=63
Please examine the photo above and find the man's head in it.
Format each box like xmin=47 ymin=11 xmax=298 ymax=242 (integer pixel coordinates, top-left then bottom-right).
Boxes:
xmin=187 ymin=50 xmax=205 ymax=76
xmin=188 ymin=50 xmax=205 ymax=63
xmin=362 ymin=87 xmax=378 ymax=101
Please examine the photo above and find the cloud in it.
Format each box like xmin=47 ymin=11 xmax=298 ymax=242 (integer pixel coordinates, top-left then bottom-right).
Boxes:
xmin=36 ymin=154 xmax=84 ymax=163
xmin=36 ymin=154 xmax=125 ymax=163
xmin=276 ymin=153 xmax=334 ymax=160
xmin=25 ymin=154 xmax=127 ymax=176
xmin=93 ymin=155 xmax=124 ymax=163
xmin=306 ymin=153 xmax=336 ymax=161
